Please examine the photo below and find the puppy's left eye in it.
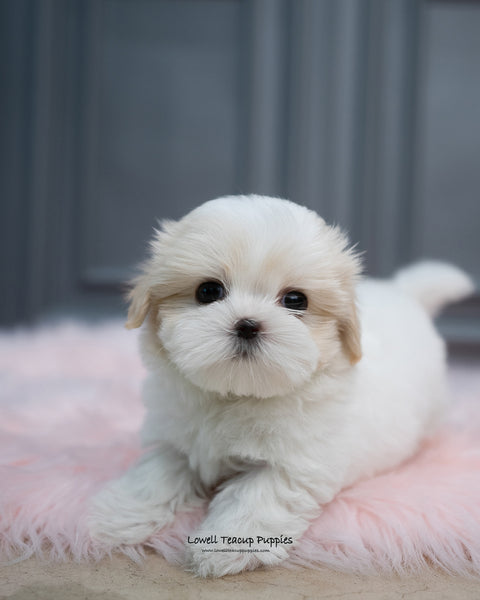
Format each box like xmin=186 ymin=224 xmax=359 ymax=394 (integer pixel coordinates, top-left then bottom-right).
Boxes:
xmin=281 ymin=290 xmax=308 ymax=311
xmin=196 ymin=281 xmax=226 ymax=304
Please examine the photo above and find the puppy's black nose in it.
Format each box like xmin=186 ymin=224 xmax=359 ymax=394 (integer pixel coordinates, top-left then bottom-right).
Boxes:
xmin=234 ymin=319 xmax=260 ymax=340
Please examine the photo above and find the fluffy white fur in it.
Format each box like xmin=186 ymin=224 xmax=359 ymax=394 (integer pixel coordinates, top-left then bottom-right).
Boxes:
xmin=88 ymin=195 xmax=474 ymax=577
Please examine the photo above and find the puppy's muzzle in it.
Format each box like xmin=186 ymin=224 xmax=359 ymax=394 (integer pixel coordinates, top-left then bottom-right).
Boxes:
xmin=234 ymin=319 xmax=261 ymax=340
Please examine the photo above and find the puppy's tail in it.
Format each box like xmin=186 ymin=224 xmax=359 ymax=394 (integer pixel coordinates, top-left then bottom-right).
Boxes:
xmin=393 ymin=261 xmax=475 ymax=317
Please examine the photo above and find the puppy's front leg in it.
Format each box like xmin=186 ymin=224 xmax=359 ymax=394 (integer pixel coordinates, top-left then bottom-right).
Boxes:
xmin=88 ymin=446 xmax=202 ymax=545
xmin=186 ymin=464 xmax=321 ymax=577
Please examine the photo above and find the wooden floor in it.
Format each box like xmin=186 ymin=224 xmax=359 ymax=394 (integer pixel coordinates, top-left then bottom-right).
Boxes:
xmin=2 ymin=554 xmax=480 ymax=600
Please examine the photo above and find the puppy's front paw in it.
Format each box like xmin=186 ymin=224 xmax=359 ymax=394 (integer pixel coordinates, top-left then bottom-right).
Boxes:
xmin=88 ymin=483 xmax=173 ymax=546
xmin=185 ymin=534 xmax=288 ymax=577
xmin=87 ymin=448 xmax=201 ymax=546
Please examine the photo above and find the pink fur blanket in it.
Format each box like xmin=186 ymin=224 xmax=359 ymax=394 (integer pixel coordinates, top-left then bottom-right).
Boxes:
xmin=1 ymin=320 xmax=480 ymax=575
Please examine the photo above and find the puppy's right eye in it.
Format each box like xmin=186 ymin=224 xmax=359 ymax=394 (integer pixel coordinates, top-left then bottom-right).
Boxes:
xmin=195 ymin=281 xmax=226 ymax=304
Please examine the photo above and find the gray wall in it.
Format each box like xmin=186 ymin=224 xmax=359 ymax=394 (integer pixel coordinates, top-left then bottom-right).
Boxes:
xmin=1 ymin=0 xmax=479 ymax=343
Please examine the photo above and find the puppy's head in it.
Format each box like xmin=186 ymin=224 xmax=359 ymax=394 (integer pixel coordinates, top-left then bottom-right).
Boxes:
xmin=127 ymin=195 xmax=361 ymax=398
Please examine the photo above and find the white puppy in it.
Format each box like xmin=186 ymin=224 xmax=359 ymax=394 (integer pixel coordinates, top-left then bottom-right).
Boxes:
xmin=88 ymin=195 xmax=474 ymax=576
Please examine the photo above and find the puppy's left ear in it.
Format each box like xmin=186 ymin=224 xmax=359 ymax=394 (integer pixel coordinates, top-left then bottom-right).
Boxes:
xmin=338 ymin=297 xmax=362 ymax=364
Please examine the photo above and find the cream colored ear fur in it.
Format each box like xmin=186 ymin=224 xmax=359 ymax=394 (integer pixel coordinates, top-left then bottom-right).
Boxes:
xmin=339 ymin=298 xmax=362 ymax=365
xmin=124 ymin=220 xmax=175 ymax=330
xmin=125 ymin=278 xmax=152 ymax=329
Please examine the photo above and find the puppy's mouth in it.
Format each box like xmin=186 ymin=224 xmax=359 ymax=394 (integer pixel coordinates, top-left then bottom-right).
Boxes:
xmin=233 ymin=338 xmax=260 ymax=359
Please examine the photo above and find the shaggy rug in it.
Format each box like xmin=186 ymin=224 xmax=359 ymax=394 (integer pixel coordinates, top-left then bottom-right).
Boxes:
xmin=1 ymin=320 xmax=480 ymax=575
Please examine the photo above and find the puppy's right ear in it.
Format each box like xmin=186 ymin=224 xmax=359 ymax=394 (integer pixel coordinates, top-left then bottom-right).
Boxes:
xmin=125 ymin=220 xmax=178 ymax=329
xmin=125 ymin=276 xmax=152 ymax=329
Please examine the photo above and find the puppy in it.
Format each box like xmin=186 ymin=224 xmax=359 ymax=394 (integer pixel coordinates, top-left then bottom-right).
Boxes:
xmin=88 ymin=195 xmax=474 ymax=577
